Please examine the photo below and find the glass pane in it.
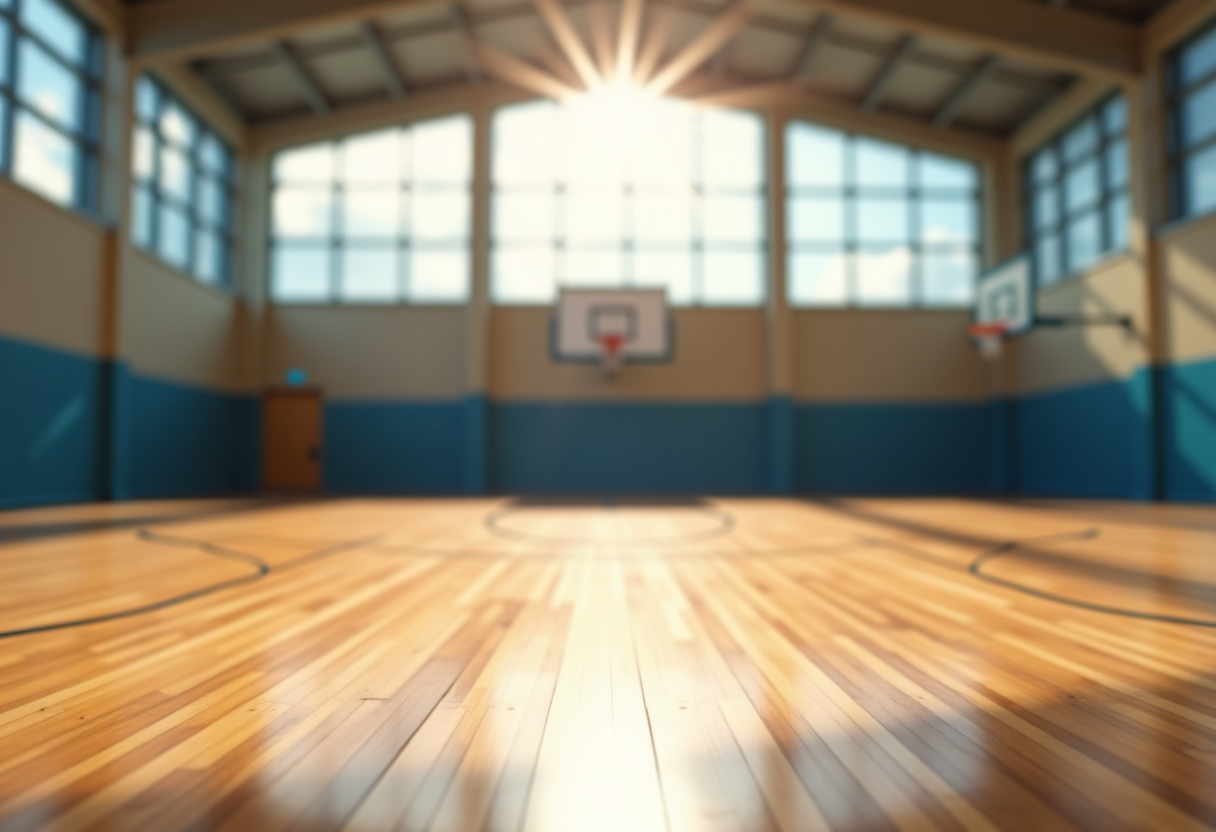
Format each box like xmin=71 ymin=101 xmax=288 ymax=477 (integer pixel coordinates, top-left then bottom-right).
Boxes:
xmin=132 ymin=125 xmax=155 ymax=181
xmin=1185 ymin=143 xmax=1216 ymax=216
xmin=631 ymin=100 xmax=693 ymax=186
xmin=702 ymin=249 xmax=763 ymax=306
xmin=413 ymin=115 xmax=471 ymax=185
xmin=1034 ymin=183 xmax=1060 ymax=230
xmin=919 ymin=153 xmax=976 ymax=191
xmin=159 ymin=101 xmax=195 ymax=147
xmin=1064 ymin=159 xmax=1100 ymax=212
xmin=1180 ymin=25 xmax=1216 ymax=88
xmin=199 ymin=132 xmax=229 ymax=178
xmin=273 ymin=187 xmax=333 ymax=238
xmin=857 ymin=197 xmax=909 ymax=243
xmin=1103 ymin=96 xmax=1126 ymax=136
xmin=632 ymin=192 xmax=692 ymax=244
xmin=1066 ymin=210 xmax=1101 ymax=273
xmin=0 ymin=20 xmax=10 ymax=87
xmin=340 ymin=247 xmax=398 ymax=302
xmin=703 ymin=195 xmax=763 ymax=243
xmin=1182 ymin=78 xmax=1216 ymax=148
xmin=12 ymin=110 xmax=76 ymax=205
xmin=789 ymin=249 xmax=848 ymax=307
xmin=199 ymin=176 xmax=226 ymax=226
xmin=789 ymin=196 xmax=844 ymax=243
xmin=787 ymin=122 xmax=845 ymax=188
xmin=633 ymin=250 xmax=693 ymax=305
xmin=343 ymin=189 xmax=398 ymax=238
xmin=494 ymin=192 xmax=553 ymax=242
xmin=157 ymin=203 xmax=190 ymax=269
xmin=563 ymin=247 xmax=623 ymax=286
xmin=0 ymin=97 xmax=7 ymax=167
xmin=414 ymin=189 xmax=468 ymax=241
xmin=564 ymin=97 xmax=629 ymax=186
xmin=1036 ymin=232 xmax=1062 ymax=286
xmin=855 ymin=138 xmax=909 ymax=188
xmin=130 ymin=184 xmax=152 ymax=248
xmin=1062 ymin=117 xmax=1098 ymax=163
xmin=273 ymin=245 xmax=331 ymax=301
xmin=21 ymin=0 xmax=86 ymax=66
xmin=1105 ymin=139 xmax=1129 ymax=190
xmin=1106 ymin=193 xmax=1130 ymax=253
xmin=1031 ymin=149 xmax=1058 ymax=185
xmin=920 ymin=199 xmax=975 ymax=245
xmin=135 ymin=76 xmax=157 ymax=123
xmin=702 ymin=108 xmax=762 ymax=189
xmin=159 ymin=145 xmax=191 ymax=202
xmin=493 ymin=245 xmax=556 ymax=303
xmin=195 ymin=229 xmax=221 ymax=284
xmin=493 ymin=101 xmax=556 ymax=186
xmin=18 ymin=41 xmax=82 ymax=131
xmin=341 ymin=128 xmax=401 ymax=185
xmin=275 ymin=143 xmax=335 ymax=183
xmin=410 ymin=248 xmax=468 ymax=302
xmin=565 ymin=189 xmax=623 ymax=244
xmin=856 ymin=243 xmax=912 ymax=306
xmin=921 ymin=249 xmax=975 ymax=306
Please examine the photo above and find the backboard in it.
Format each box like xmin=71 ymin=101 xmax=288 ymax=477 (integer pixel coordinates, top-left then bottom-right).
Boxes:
xmin=974 ymin=255 xmax=1033 ymax=337
xmin=552 ymin=289 xmax=673 ymax=366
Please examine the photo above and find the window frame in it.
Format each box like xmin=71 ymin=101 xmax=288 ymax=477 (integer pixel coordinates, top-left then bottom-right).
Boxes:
xmin=1167 ymin=16 xmax=1216 ymax=221
xmin=131 ymin=73 xmax=238 ymax=288
xmin=784 ymin=119 xmax=984 ymax=309
xmin=1022 ymin=94 xmax=1129 ymax=290
xmin=0 ymin=0 xmax=103 ymax=212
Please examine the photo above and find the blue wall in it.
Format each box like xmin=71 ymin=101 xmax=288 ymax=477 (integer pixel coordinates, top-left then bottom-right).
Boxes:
xmin=1162 ymin=357 xmax=1216 ymax=501
xmin=325 ymin=399 xmax=468 ymax=494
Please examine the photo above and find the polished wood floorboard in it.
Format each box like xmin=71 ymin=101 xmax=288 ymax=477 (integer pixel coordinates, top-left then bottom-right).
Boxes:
xmin=3 ymin=497 xmax=1216 ymax=831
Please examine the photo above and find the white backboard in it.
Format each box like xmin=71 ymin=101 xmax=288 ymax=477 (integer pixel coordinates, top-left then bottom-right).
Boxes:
xmin=553 ymin=289 xmax=672 ymax=362
xmin=975 ymin=255 xmax=1033 ymax=336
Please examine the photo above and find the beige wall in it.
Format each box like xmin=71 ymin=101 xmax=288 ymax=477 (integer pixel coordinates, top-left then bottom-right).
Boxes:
xmin=1160 ymin=213 xmax=1216 ymax=366
xmin=264 ymin=306 xmax=466 ymax=400
xmin=0 ymin=181 xmax=111 ymax=357
xmin=791 ymin=309 xmax=988 ymax=403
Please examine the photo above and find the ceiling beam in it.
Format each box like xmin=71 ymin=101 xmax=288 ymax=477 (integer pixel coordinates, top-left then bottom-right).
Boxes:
xmin=474 ymin=42 xmax=581 ymax=99
xmin=643 ymin=0 xmax=757 ymax=96
xmin=269 ymin=41 xmax=330 ymax=114
xmin=358 ymin=21 xmax=407 ymax=99
xmin=791 ymin=14 xmax=833 ymax=88
xmin=448 ymin=3 xmax=484 ymax=84
xmin=532 ymin=0 xmax=602 ymax=89
xmin=615 ymin=0 xmax=646 ymax=85
xmin=861 ymin=35 xmax=916 ymax=112
xmin=933 ymin=55 xmax=1002 ymax=129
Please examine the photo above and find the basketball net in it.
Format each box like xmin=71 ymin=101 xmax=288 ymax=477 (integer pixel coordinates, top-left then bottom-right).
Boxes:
xmin=600 ymin=333 xmax=625 ymax=378
xmin=968 ymin=322 xmax=1007 ymax=362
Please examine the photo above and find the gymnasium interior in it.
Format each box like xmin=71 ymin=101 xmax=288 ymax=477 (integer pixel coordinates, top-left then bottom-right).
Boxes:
xmin=4 ymin=0 xmax=1216 ymax=828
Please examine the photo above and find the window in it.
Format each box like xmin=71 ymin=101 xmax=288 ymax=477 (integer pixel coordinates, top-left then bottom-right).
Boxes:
xmin=131 ymin=75 xmax=237 ymax=286
xmin=491 ymin=95 xmax=766 ymax=306
xmin=270 ymin=115 xmax=472 ymax=304
xmin=1024 ymin=95 xmax=1128 ymax=288
xmin=0 ymin=0 xmax=100 ymax=210
xmin=786 ymin=122 xmax=980 ymax=308
xmin=1169 ymin=19 xmax=1216 ymax=219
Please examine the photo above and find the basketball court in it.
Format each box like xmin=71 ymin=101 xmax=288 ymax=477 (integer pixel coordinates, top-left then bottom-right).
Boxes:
xmin=4 ymin=0 xmax=1216 ymax=828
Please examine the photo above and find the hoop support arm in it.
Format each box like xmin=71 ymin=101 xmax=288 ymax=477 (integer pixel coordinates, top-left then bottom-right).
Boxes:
xmin=1035 ymin=314 xmax=1134 ymax=334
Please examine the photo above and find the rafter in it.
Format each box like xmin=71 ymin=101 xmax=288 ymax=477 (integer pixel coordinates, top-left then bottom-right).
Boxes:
xmin=791 ymin=14 xmax=833 ymax=87
xmin=615 ymin=0 xmax=646 ymax=85
xmin=269 ymin=41 xmax=329 ymax=114
xmin=644 ymin=0 xmax=757 ymax=96
xmin=358 ymin=21 xmax=407 ymax=99
xmin=532 ymin=0 xmax=602 ymax=90
xmin=475 ymin=42 xmax=581 ymax=100
xmin=861 ymin=35 xmax=917 ymax=112
xmin=448 ymin=3 xmax=484 ymax=84
xmin=933 ymin=55 xmax=1002 ymax=129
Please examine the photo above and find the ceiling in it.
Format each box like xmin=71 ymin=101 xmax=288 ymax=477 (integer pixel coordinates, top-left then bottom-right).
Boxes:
xmin=125 ymin=0 xmax=1175 ymax=137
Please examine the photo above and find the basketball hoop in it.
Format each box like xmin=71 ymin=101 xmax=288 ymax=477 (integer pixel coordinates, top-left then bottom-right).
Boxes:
xmin=600 ymin=333 xmax=625 ymax=377
xmin=968 ymin=322 xmax=1008 ymax=362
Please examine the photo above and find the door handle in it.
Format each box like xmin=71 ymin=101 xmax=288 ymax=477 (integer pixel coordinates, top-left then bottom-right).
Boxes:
xmin=308 ymin=445 xmax=321 ymax=462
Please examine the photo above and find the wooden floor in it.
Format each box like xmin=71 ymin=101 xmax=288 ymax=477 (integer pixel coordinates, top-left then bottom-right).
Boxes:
xmin=3 ymin=497 xmax=1216 ymax=832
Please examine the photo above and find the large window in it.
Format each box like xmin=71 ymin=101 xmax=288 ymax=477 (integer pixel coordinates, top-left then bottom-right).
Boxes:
xmin=0 ymin=0 xmax=100 ymax=210
xmin=1169 ymin=20 xmax=1216 ymax=219
xmin=1024 ymin=95 xmax=1128 ymax=288
xmin=270 ymin=114 xmax=472 ymax=304
xmin=491 ymin=95 xmax=766 ymax=306
xmin=786 ymin=122 xmax=980 ymax=308
xmin=131 ymin=75 xmax=237 ymax=286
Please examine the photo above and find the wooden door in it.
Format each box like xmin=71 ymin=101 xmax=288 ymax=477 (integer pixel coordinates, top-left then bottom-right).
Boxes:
xmin=262 ymin=390 xmax=322 ymax=491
